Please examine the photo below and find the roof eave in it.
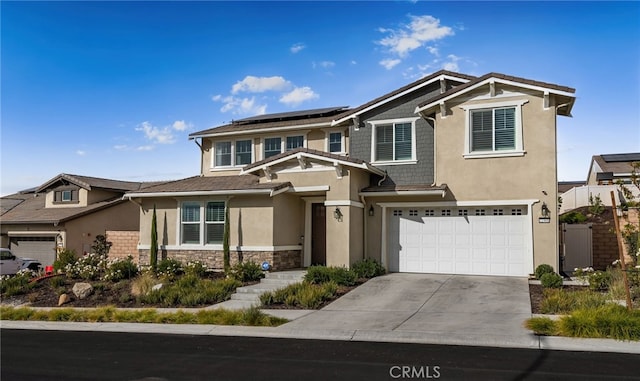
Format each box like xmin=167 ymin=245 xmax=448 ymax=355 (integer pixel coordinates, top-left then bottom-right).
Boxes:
xmin=359 ymin=189 xmax=447 ymax=197
xmin=123 ymin=189 xmax=275 ymax=198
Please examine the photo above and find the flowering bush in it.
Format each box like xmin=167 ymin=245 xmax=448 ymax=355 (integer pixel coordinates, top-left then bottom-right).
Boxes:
xmin=103 ymin=256 xmax=138 ymax=282
xmin=184 ymin=261 xmax=207 ymax=277
xmin=0 ymin=270 xmax=36 ymax=296
xmin=156 ymin=258 xmax=183 ymax=279
xmin=64 ymin=253 xmax=108 ymax=280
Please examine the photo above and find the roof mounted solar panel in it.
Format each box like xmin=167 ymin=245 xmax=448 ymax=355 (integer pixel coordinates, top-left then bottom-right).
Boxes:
xmin=233 ymin=106 xmax=349 ymax=124
xmin=601 ymin=153 xmax=640 ymax=162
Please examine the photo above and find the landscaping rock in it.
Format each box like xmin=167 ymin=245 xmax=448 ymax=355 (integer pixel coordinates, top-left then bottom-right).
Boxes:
xmin=72 ymin=283 xmax=93 ymax=299
xmin=58 ymin=293 xmax=69 ymax=306
xmin=151 ymin=283 xmax=163 ymax=292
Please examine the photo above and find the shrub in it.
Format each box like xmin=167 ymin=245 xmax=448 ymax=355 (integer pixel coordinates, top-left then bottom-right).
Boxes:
xmin=53 ymin=249 xmax=77 ymax=273
xmin=559 ymin=211 xmax=587 ymax=224
xmin=157 ymin=258 xmax=183 ymax=278
xmin=525 ymin=316 xmax=558 ymax=336
xmin=130 ymin=272 xmax=159 ymax=297
xmin=304 ymin=265 xmax=357 ymax=286
xmin=184 ymin=261 xmax=207 ymax=277
xmin=138 ymin=276 xmax=240 ymax=307
xmin=49 ymin=276 xmax=66 ymax=288
xmin=535 ymin=264 xmax=555 ymax=280
xmin=260 ymin=281 xmax=339 ymax=309
xmin=558 ymin=304 xmax=640 ymax=341
xmin=103 ymin=256 xmax=138 ymax=282
xmin=540 ymin=272 xmax=563 ymax=288
xmin=587 ymin=270 xmax=612 ymax=292
xmin=540 ymin=288 xmax=609 ymax=314
xmin=228 ymin=261 xmax=264 ymax=282
xmin=64 ymin=253 xmax=108 ymax=280
xmin=351 ymin=258 xmax=386 ymax=279
xmin=0 ymin=272 xmax=35 ymax=296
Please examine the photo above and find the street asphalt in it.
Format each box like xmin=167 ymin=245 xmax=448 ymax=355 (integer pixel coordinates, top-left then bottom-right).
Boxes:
xmin=1 ymin=273 xmax=638 ymax=354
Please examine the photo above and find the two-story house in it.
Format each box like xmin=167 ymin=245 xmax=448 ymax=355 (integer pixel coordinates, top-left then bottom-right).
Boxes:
xmin=1 ymin=174 xmax=150 ymax=266
xmin=125 ymin=70 xmax=576 ymax=276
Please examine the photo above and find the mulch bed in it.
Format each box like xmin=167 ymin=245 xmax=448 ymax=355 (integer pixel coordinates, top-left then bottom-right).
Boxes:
xmin=528 ymin=283 xmax=589 ymax=314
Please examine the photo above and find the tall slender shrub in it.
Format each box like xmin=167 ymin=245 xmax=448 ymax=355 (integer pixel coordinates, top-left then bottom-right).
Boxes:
xmin=223 ymin=202 xmax=230 ymax=272
xmin=150 ymin=204 xmax=158 ymax=271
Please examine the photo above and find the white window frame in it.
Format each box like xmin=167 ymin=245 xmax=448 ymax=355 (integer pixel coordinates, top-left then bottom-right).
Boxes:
xmin=61 ymin=190 xmax=72 ymax=202
xmin=262 ymin=134 xmax=306 ymax=159
xmin=211 ymin=139 xmax=254 ymax=169
xmin=369 ymin=117 xmax=418 ymax=165
xmin=178 ymin=200 xmax=226 ymax=247
xmin=325 ymin=129 xmax=346 ymax=155
xmin=461 ymin=99 xmax=528 ymax=159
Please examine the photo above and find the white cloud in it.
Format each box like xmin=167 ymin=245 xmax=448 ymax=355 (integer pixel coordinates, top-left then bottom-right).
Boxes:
xmin=76 ymin=150 xmax=86 ymax=156
xmin=215 ymin=95 xmax=267 ymax=115
xmin=442 ymin=54 xmax=461 ymax=72
xmin=172 ymin=120 xmax=191 ymax=131
xmin=136 ymin=145 xmax=154 ymax=151
xmin=351 ymin=60 xmax=357 ymax=65
xmin=313 ymin=61 xmax=335 ymax=69
xmin=231 ymin=76 xmax=291 ymax=94
xmin=135 ymin=121 xmax=176 ymax=144
xmin=113 ymin=145 xmax=128 ymax=151
xmin=279 ymin=87 xmax=319 ymax=106
xmin=380 ymin=58 xmax=402 ymax=70
xmin=377 ymin=15 xmax=454 ymax=69
xmin=290 ymin=43 xmax=305 ymax=53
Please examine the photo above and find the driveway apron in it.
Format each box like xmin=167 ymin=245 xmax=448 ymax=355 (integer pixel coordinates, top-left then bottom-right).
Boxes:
xmin=280 ymin=273 xmax=535 ymax=345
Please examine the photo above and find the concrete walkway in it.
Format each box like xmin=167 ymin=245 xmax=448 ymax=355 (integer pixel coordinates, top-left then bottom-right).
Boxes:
xmin=2 ymin=273 xmax=638 ymax=354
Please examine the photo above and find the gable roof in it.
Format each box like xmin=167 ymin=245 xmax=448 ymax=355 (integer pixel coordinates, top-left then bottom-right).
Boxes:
xmin=35 ymin=173 xmax=154 ymax=193
xmin=331 ymin=70 xmax=475 ymax=125
xmin=415 ymin=72 xmax=576 ymax=117
xmin=240 ymin=147 xmax=385 ymax=176
xmin=123 ymin=175 xmax=290 ymax=198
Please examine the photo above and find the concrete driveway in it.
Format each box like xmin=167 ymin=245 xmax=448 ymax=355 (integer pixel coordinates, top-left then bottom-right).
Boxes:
xmin=280 ymin=273 xmax=537 ymax=347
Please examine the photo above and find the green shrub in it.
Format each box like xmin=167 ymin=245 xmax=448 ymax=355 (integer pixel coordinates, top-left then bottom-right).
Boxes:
xmin=0 ymin=273 xmax=34 ymax=296
xmin=157 ymin=258 xmax=183 ymax=278
xmin=184 ymin=261 xmax=207 ymax=277
xmin=65 ymin=253 xmax=108 ymax=280
xmin=587 ymin=270 xmax=612 ymax=292
xmin=138 ymin=276 xmax=240 ymax=307
xmin=53 ymin=249 xmax=77 ymax=273
xmin=558 ymin=304 xmax=640 ymax=341
xmin=540 ymin=272 xmax=563 ymax=288
xmin=228 ymin=261 xmax=264 ymax=282
xmin=304 ymin=265 xmax=357 ymax=286
xmin=559 ymin=211 xmax=587 ymax=224
xmin=540 ymin=288 xmax=609 ymax=314
xmin=103 ymin=256 xmax=138 ymax=282
xmin=535 ymin=264 xmax=555 ymax=280
xmin=351 ymin=258 xmax=386 ymax=279
xmin=525 ymin=316 xmax=558 ymax=336
xmin=260 ymin=281 xmax=339 ymax=309
xmin=49 ymin=276 xmax=66 ymax=288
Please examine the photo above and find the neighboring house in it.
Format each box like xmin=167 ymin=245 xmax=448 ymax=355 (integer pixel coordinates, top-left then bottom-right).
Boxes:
xmin=1 ymin=174 xmax=151 ymax=266
xmin=587 ymin=153 xmax=640 ymax=185
xmin=125 ymin=70 xmax=576 ymax=276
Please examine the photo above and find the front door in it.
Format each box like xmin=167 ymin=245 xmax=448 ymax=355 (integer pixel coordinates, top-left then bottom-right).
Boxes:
xmin=311 ymin=203 xmax=326 ymax=265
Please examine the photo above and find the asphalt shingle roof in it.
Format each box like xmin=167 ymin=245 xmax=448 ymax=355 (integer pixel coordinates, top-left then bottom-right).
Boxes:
xmin=130 ymin=175 xmax=290 ymax=194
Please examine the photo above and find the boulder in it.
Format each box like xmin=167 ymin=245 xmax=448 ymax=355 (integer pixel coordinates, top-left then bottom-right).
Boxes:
xmin=151 ymin=283 xmax=163 ymax=292
xmin=58 ymin=293 xmax=69 ymax=306
xmin=72 ymin=282 xmax=93 ymax=299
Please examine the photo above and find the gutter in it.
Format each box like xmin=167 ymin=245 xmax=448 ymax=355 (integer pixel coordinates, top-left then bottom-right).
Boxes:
xmin=123 ymin=189 xmax=275 ymax=198
xmin=359 ymin=189 xmax=447 ymax=197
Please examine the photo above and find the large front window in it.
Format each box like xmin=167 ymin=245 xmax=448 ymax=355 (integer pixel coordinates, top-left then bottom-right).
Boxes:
xmin=372 ymin=120 xmax=416 ymax=162
xmin=180 ymin=201 xmax=226 ymax=245
xmin=471 ymin=107 xmax=515 ymax=152
xmin=214 ymin=140 xmax=252 ymax=167
xmin=286 ymin=135 xmax=304 ymax=151
xmin=235 ymin=140 xmax=252 ymax=165
xmin=215 ymin=142 xmax=232 ymax=167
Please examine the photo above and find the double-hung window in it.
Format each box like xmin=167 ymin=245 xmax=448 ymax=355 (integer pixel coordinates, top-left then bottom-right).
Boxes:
xmin=214 ymin=140 xmax=252 ymax=167
xmin=370 ymin=118 xmax=417 ymax=163
xmin=463 ymin=100 xmax=527 ymax=158
xmin=180 ymin=201 xmax=226 ymax=245
xmin=264 ymin=137 xmax=282 ymax=158
xmin=286 ymin=135 xmax=304 ymax=151
xmin=328 ymin=132 xmax=342 ymax=153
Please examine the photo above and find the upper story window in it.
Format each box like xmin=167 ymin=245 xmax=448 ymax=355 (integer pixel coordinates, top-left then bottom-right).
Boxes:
xmin=369 ymin=117 xmax=418 ymax=164
xmin=180 ymin=201 xmax=226 ymax=245
xmin=53 ymin=188 xmax=78 ymax=204
xmin=61 ymin=190 xmax=73 ymax=202
xmin=213 ymin=140 xmax=253 ymax=167
xmin=329 ymin=132 xmax=343 ymax=153
xmin=286 ymin=135 xmax=304 ymax=151
xmin=264 ymin=137 xmax=282 ymax=158
xmin=462 ymin=99 xmax=528 ymax=159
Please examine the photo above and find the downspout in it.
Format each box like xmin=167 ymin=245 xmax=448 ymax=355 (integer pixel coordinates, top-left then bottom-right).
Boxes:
xmin=553 ymin=101 xmax=571 ymax=272
xmin=424 ymin=115 xmax=437 ymax=186
xmin=192 ymin=138 xmax=205 ymax=176
xmin=360 ymin=195 xmax=367 ymax=260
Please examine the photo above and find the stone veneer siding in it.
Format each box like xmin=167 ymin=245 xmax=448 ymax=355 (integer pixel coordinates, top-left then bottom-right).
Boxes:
xmin=106 ymin=231 xmax=140 ymax=264
xmin=139 ymin=249 xmax=302 ymax=271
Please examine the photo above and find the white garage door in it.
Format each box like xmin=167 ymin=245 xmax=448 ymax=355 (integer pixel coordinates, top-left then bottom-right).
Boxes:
xmin=10 ymin=237 xmax=57 ymax=266
xmin=388 ymin=206 xmax=531 ymax=276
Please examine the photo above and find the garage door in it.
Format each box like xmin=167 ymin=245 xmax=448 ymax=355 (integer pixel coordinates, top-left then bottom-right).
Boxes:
xmin=388 ymin=206 xmax=531 ymax=276
xmin=9 ymin=237 xmax=57 ymax=266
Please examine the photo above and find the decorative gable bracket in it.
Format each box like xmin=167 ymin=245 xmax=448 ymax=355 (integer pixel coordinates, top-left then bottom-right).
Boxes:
xmin=297 ymin=155 xmax=308 ymax=170
xmin=263 ymin=167 xmax=274 ymax=182
xmin=334 ymin=162 xmax=344 ymax=179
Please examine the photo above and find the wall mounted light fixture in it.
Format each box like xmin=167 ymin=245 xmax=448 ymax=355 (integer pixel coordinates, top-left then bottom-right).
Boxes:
xmin=368 ymin=205 xmax=374 ymax=216
xmin=333 ymin=207 xmax=343 ymax=221
xmin=541 ymin=202 xmax=550 ymax=218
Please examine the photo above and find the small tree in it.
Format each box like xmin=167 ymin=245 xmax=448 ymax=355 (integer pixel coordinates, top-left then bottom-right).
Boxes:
xmin=91 ymin=235 xmax=112 ymax=256
xmin=223 ymin=202 xmax=230 ymax=272
xmin=150 ymin=204 xmax=158 ymax=271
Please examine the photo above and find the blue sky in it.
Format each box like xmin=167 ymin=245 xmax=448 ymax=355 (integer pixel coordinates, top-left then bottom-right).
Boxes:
xmin=2 ymin=1 xmax=639 ymax=196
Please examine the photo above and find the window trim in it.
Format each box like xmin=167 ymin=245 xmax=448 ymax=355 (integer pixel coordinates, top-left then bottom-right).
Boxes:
xmin=261 ymin=133 xmax=306 ymax=160
xmin=211 ymin=139 xmax=254 ymax=169
xmin=178 ymin=200 xmax=226 ymax=247
xmin=369 ymin=117 xmax=418 ymax=165
xmin=325 ymin=129 xmax=346 ymax=155
xmin=461 ymin=99 xmax=528 ymax=159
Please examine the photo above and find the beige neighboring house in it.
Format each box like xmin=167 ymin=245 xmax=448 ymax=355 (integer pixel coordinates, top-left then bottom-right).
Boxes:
xmin=586 ymin=153 xmax=640 ymax=185
xmin=125 ymin=70 xmax=576 ymax=275
xmin=1 ymin=174 xmax=150 ymax=266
